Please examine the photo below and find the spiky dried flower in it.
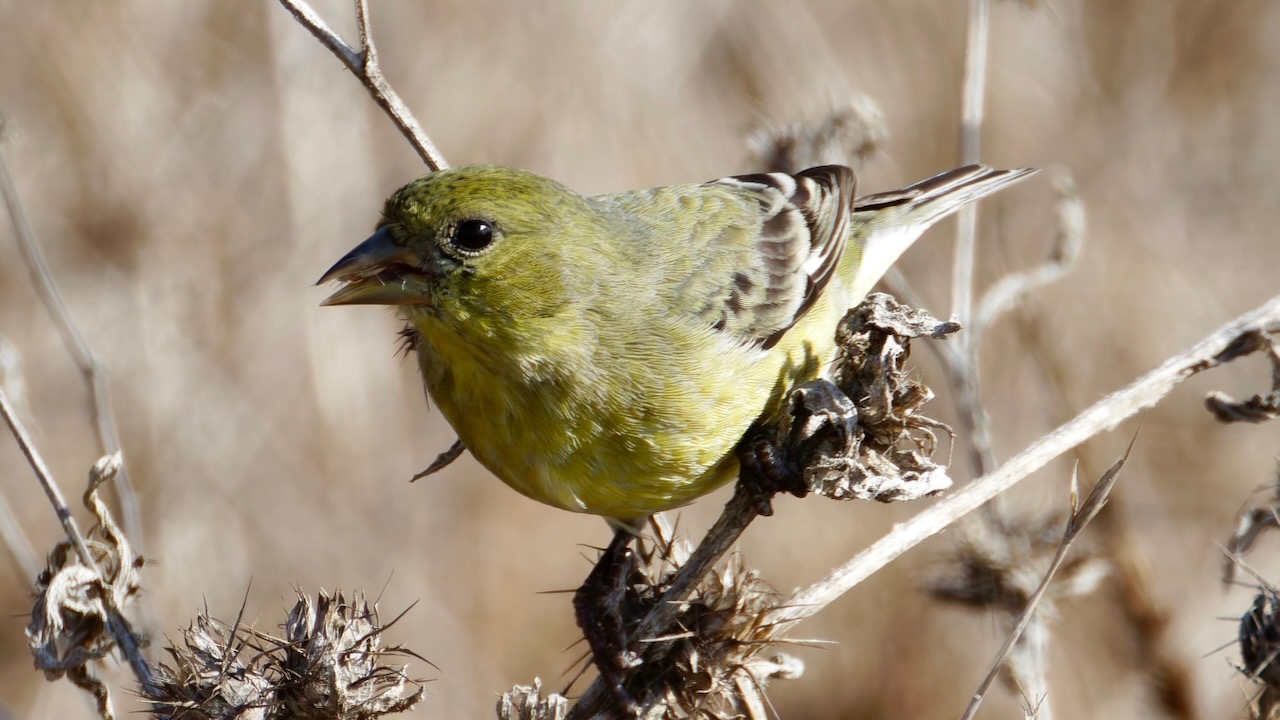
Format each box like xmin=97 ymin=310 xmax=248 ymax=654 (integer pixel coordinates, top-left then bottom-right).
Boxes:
xmin=778 ymin=293 xmax=957 ymax=502
xmin=576 ymin=525 xmax=801 ymax=719
xmin=150 ymin=590 xmax=426 ymax=720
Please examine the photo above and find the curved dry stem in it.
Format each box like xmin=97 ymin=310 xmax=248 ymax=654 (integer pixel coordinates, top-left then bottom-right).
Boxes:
xmin=972 ymin=172 xmax=1085 ymax=346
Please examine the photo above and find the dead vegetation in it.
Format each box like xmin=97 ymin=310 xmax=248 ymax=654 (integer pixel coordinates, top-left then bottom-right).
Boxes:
xmin=2 ymin=1 xmax=1280 ymax=718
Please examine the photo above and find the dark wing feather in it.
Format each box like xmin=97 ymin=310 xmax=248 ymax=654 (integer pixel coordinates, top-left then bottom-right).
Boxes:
xmin=698 ymin=165 xmax=854 ymax=348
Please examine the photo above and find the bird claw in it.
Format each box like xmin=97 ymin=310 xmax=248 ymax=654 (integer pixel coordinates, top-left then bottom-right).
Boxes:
xmin=737 ymin=379 xmax=860 ymax=507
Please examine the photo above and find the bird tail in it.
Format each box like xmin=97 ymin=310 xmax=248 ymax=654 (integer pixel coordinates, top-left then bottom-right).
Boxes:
xmin=855 ymin=164 xmax=1038 ymax=226
xmin=846 ymin=164 xmax=1038 ymax=301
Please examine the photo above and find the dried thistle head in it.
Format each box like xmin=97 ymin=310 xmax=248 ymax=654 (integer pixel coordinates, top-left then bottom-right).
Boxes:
xmin=149 ymin=590 xmax=426 ymax=720
xmin=567 ymin=528 xmax=802 ymax=719
xmin=774 ymin=293 xmax=957 ymax=503
xmin=150 ymin=614 xmax=275 ymax=720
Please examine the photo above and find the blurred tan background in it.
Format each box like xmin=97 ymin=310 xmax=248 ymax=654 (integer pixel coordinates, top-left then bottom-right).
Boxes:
xmin=2 ymin=1 xmax=1279 ymax=718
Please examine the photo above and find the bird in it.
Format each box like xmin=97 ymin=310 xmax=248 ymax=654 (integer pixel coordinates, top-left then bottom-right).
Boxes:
xmin=318 ymin=163 xmax=1036 ymax=520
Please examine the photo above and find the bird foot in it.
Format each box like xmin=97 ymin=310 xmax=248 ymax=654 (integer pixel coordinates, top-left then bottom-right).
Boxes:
xmin=737 ymin=379 xmax=861 ymax=511
xmin=573 ymin=529 xmax=644 ymax=715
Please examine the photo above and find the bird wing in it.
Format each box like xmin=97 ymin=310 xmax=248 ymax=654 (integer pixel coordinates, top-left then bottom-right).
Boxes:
xmin=671 ymin=165 xmax=854 ymax=349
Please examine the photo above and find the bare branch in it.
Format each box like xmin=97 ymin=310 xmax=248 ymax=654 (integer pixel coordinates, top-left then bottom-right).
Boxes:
xmin=948 ymin=0 xmax=995 ymax=482
xmin=0 ymin=141 xmax=145 ymax=556
xmin=277 ymin=0 xmax=449 ymax=171
xmin=1 ymin=386 xmax=97 ymax=569
xmin=764 ymin=294 xmax=1280 ymax=631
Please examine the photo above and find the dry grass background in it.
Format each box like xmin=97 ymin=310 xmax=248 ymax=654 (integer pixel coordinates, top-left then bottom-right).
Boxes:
xmin=1 ymin=1 xmax=1279 ymax=717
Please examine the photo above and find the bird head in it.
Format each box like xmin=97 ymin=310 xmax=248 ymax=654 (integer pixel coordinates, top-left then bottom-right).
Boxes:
xmin=318 ymin=166 xmax=592 ymax=323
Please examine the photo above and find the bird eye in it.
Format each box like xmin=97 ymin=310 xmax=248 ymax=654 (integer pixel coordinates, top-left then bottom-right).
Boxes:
xmin=449 ymin=219 xmax=495 ymax=254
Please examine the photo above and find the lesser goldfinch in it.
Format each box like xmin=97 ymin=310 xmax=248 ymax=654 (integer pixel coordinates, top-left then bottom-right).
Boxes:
xmin=318 ymin=163 xmax=1034 ymax=518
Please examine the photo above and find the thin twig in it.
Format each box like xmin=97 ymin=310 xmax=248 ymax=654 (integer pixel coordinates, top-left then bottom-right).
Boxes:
xmin=276 ymin=0 xmax=448 ymax=171
xmin=1 ymin=386 xmax=97 ymax=569
xmin=950 ymin=0 xmax=990 ymax=334
xmin=763 ymin=294 xmax=1280 ymax=630
xmin=961 ymin=432 xmax=1134 ymax=720
xmin=947 ymin=0 xmax=997 ymax=483
xmin=0 ymin=143 xmax=145 ymax=556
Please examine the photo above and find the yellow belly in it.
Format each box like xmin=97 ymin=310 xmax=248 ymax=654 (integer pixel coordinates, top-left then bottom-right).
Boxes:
xmin=409 ymin=290 xmax=838 ymax=518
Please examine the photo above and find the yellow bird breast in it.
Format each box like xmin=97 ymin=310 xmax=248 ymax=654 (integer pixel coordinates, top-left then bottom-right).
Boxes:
xmin=407 ymin=278 xmax=844 ymax=519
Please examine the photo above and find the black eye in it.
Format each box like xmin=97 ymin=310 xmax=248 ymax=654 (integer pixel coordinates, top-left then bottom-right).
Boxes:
xmin=450 ymin=219 xmax=495 ymax=253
